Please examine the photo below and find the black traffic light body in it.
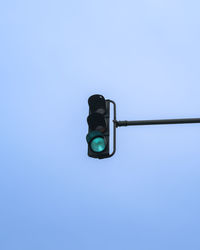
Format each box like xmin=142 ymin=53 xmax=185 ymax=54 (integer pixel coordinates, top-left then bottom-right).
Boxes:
xmin=86 ymin=95 xmax=110 ymax=159
xmin=86 ymin=94 xmax=200 ymax=159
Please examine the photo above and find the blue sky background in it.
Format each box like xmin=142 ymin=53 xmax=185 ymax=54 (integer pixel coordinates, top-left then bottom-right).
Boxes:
xmin=1 ymin=0 xmax=200 ymax=249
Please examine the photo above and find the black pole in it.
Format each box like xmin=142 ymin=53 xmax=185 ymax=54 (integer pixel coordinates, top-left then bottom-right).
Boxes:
xmin=115 ymin=118 xmax=200 ymax=127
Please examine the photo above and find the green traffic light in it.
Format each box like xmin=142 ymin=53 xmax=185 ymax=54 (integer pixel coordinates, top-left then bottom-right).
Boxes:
xmin=90 ymin=137 xmax=106 ymax=152
xmin=86 ymin=95 xmax=111 ymax=158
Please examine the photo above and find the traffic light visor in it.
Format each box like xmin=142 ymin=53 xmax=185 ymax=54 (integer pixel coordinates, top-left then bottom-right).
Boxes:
xmin=88 ymin=95 xmax=106 ymax=115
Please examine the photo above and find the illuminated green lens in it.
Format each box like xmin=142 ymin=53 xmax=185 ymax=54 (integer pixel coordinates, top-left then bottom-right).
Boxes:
xmin=90 ymin=137 xmax=106 ymax=152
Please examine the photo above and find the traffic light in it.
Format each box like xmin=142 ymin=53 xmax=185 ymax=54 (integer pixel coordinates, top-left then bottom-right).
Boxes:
xmin=86 ymin=95 xmax=200 ymax=159
xmin=86 ymin=94 xmax=110 ymax=159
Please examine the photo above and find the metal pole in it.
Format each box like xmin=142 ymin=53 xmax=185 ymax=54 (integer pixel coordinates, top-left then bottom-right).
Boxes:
xmin=106 ymin=99 xmax=117 ymax=158
xmin=115 ymin=118 xmax=200 ymax=127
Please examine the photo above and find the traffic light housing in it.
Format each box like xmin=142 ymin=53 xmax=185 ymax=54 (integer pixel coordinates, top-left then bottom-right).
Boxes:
xmin=86 ymin=94 xmax=110 ymax=159
xmin=86 ymin=94 xmax=200 ymax=159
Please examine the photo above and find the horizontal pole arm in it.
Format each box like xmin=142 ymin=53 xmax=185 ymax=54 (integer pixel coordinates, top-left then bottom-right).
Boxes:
xmin=115 ymin=118 xmax=200 ymax=127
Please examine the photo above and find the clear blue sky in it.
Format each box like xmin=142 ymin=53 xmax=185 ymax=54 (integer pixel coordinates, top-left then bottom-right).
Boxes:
xmin=1 ymin=0 xmax=200 ymax=249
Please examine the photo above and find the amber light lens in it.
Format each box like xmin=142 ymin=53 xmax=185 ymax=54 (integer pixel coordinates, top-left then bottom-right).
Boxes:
xmin=87 ymin=113 xmax=106 ymax=132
